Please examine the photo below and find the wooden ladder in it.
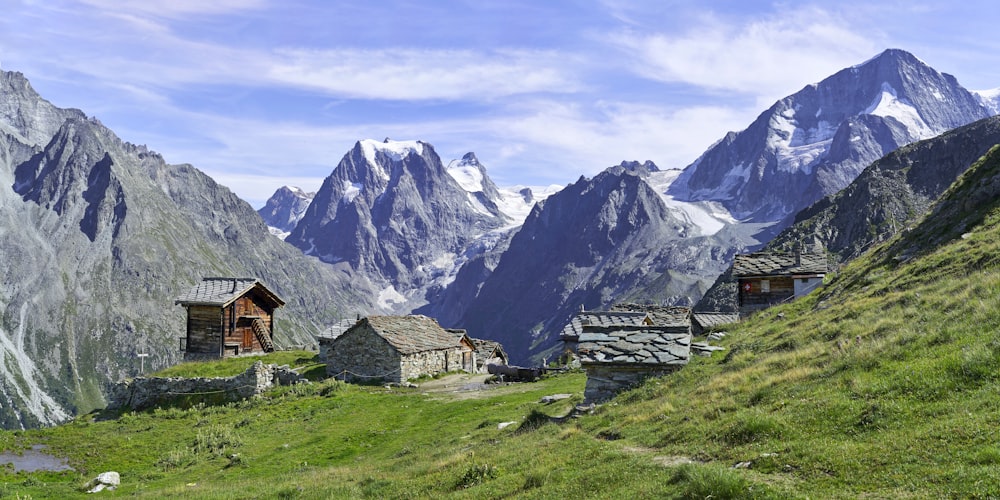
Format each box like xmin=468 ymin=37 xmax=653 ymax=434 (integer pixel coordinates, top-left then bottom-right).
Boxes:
xmin=251 ymin=318 xmax=275 ymax=352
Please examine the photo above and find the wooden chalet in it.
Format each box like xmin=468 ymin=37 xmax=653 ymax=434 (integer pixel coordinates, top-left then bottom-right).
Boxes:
xmin=175 ymin=277 xmax=285 ymax=360
xmin=733 ymin=251 xmax=828 ymax=316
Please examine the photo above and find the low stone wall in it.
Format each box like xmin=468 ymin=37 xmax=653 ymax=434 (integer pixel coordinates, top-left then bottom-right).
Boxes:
xmin=108 ymin=361 xmax=305 ymax=411
xmin=582 ymin=364 xmax=682 ymax=403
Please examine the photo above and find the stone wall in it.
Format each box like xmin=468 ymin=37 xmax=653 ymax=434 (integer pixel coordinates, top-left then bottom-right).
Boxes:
xmin=108 ymin=361 xmax=305 ymax=411
xmin=326 ymin=325 xmax=403 ymax=383
xmin=582 ymin=364 xmax=682 ymax=403
xmin=399 ymin=347 xmax=463 ymax=381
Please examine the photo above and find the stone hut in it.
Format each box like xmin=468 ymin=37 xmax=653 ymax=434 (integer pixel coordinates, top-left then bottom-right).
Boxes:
xmin=691 ymin=312 xmax=740 ymax=335
xmin=470 ymin=338 xmax=509 ymax=373
xmin=175 ymin=277 xmax=284 ymax=360
xmin=560 ymin=310 xmax=654 ymax=357
xmin=577 ymin=307 xmax=692 ymax=403
xmin=733 ymin=251 xmax=828 ymax=316
xmin=326 ymin=315 xmax=476 ymax=384
xmin=316 ymin=317 xmax=359 ymax=362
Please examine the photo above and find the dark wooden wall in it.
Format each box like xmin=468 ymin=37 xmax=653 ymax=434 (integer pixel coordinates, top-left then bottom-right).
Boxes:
xmin=186 ymin=305 xmax=223 ymax=356
xmin=738 ymin=277 xmax=795 ymax=310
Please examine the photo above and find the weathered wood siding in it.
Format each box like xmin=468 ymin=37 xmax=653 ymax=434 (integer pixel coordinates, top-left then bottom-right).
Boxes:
xmin=221 ymin=293 xmax=274 ymax=355
xmin=186 ymin=305 xmax=223 ymax=355
xmin=738 ymin=277 xmax=795 ymax=312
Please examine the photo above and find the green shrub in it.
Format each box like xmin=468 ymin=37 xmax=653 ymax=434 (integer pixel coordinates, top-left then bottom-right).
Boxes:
xmin=456 ymin=462 xmax=500 ymax=489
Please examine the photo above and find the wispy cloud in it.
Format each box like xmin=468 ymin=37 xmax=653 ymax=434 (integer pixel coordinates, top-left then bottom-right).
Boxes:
xmin=267 ymin=48 xmax=583 ymax=100
xmin=610 ymin=6 xmax=880 ymax=105
xmin=79 ymin=0 xmax=268 ymax=19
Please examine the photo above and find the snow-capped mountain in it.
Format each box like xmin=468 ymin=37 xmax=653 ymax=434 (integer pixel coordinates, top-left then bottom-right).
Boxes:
xmin=286 ymin=139 xmax=544 ymax=311
xmin=669 ymin=48 xmax=993 ymax=222
xmin=258 ymin=186 xmax=315 ymax=239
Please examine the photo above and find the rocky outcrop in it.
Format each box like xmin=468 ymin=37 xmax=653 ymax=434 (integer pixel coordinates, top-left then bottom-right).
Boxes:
xmin=108 ymin=362 xmax=304 ymax=411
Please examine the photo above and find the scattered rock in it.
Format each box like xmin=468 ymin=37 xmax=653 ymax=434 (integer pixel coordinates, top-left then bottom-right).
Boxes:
xmin=733 ymin=461 xmax=753 ymax=469
xmin=87 ymin=471 xmax=120 ymax=493
xmin=539 ymin=394 xmax=572 ymax=404
xmin=497 ymin=421 xmax=517 ymax=430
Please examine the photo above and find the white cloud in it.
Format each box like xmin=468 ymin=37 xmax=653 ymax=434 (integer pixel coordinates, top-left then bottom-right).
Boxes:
xmin=611 ymin=6 xmax=880 ymax=105
xmin=267 ymin=48 xmax=582 ymax=100
xmin=79 ymin=0 xmax=268 ymax=19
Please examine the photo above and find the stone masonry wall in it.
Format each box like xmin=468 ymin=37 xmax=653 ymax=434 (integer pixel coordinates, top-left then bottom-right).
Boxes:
xmin=326 ymin=326 xmax=402 ymax=383
xmin=399 ymin=347 xmax=462 ymax=381
xmin=108 ymin=361 xmax=304 ymax=411
xmin=582 ymin=364 xmax=682 ymax=403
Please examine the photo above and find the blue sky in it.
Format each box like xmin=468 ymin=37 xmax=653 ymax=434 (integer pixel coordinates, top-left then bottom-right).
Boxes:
xmin=3 ymin=1 xmax=999 ymax=206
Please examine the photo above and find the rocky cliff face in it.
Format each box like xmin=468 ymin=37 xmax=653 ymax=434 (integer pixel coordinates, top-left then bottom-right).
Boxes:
xmin=448 ymin=166 xmax=739 ymax=362
xmin=768 ymin=114 xmax=1000 ymax=260
xmin=258 ymin=186 xmax=315 ymax=238
xmin=670 ymin=49 xmax=992 ymax=222
xmin=285 ymin=140 xmax=517 ymax=311
xmin=0 ymin=70 xmax=380 ymax=429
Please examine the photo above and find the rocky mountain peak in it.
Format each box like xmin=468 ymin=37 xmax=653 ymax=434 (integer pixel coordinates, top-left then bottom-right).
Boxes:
xmin=286 ymin=139 xmax=510 ymax=311
xmin=257 ymin=185 xmax=315 ymax=236
xmin=669 ymin=48 xmax=992 ymax=222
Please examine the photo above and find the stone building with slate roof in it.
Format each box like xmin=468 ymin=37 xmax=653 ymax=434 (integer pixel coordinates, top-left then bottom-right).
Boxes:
xmin=175 ymin=277 xmax=285 ymax=360
xmin=325 ymin=315 xmax=476 ymax=383
xmin=576 ymin=306 xmax=692 ymax=402
xmin=316 ymin=317 xmax=359 ymax=362
xmin=470 ymin=338 xmax=509 ymax=373
xmin=733 ymin=251 xmax=828 ymax=316
xmin=691 ymin=312 xmax=740 ymax=335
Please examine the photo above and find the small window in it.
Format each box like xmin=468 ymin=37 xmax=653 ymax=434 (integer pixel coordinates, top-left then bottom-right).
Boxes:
xmin=760 ymin=280 xmax=770 ymax=293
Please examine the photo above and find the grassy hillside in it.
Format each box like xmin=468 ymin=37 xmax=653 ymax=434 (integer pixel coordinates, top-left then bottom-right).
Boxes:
xmin=4 ymin=150 xmax=1000 ymax=498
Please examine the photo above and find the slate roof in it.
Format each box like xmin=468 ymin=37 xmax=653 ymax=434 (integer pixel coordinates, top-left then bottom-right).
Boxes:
xmin=316 ymin=318 xmax=360 ymax=342
xmin=577 ymin=327 xmax=691 ymax=366
xmin=560 ymin=306 xmax=692 ymax=339
xmin=560 ymin=311 xmax=651 ymax=340
xmin=471 ymin=338 xmax=508 ymax=362
xmin=732 ymin=252 xmax=828 ymax=278
xmin=175 ymin=277 xmax=285 ymax=308
xmin=692 ymin=312 xmax=740 ymax=330
xmin=358 ymin=315 xmax=462 ymax=355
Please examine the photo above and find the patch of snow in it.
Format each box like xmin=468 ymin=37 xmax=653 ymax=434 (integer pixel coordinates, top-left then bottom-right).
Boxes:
xmin=342 ymin=180 xmax=363 ymax=203
xmin=448 ymin=165 xmax=485 ymax=193
xmin=974 ymin=88 xmax=1000 ymax=115
xmin=267 ymin=227 xmax=290 ymax=240
xmin=377 ymin=286 xmax=408 ymax=310
xmin=0 ymin=303 xmax=69 ymax=427
xmin=359 ymin=139 xmax=423 ymax=180
xmin=865 ymin=82 xmax=936 ymax=138
xmin=495 ymin=184 xmax=561 ymax=228
xmin=465 ymin=193 xmax=493 ymax=217
xmin=647 ymin=170 xmax=736 ymax=236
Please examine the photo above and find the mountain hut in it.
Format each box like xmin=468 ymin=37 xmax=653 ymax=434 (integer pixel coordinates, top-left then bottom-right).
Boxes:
xmin=175 ymin=277 xmax=285 ymax=360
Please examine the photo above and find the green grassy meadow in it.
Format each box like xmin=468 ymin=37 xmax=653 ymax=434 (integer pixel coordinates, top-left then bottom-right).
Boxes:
xmin=4 ymin=150 xmax=1000 ymax=498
